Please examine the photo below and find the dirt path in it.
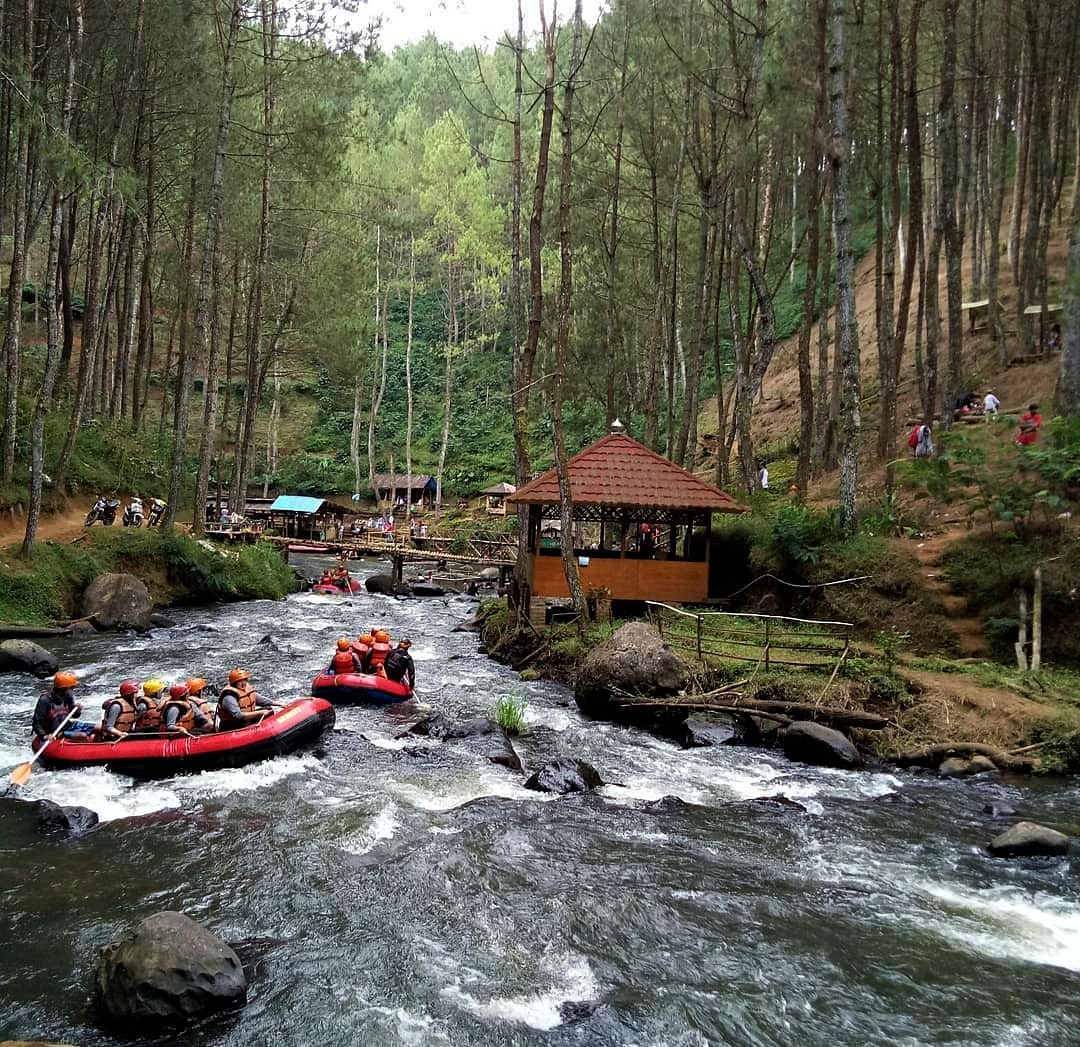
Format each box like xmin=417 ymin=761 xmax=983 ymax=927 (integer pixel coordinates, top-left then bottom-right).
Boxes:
xmin=0 ymin=499 xmax=96 ymax=549
xmin=908 ymin=529 xmax=988 ymax=657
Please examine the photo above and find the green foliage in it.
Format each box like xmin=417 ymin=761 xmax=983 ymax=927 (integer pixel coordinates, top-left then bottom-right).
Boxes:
xmin=866 ymin=673 xmax=912 ymax=706
xmin=492 ymin=695 xmax=527 ymax=735
xmin=766 ymin=503 xmax=844 ymax=572
xmin=875 ymin=627 xmax=911 ymax=677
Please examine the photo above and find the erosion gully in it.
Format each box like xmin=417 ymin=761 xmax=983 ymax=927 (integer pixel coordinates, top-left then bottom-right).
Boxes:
xmin=1 ymin=555 xmax=1079 ymax=1047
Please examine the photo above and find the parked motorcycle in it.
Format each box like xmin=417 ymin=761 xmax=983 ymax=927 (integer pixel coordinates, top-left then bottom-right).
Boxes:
xmin=122 ymin=497 xmax=144 ymax=528
xmin=85 ymin=497 xmax=120 ymax=527
xmin=146 ymin=498 xmax=167 ymax=527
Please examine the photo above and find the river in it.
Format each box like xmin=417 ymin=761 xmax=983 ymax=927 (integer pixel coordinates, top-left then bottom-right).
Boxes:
xmin=1 ymin=555 xmax=1079 ymax=1046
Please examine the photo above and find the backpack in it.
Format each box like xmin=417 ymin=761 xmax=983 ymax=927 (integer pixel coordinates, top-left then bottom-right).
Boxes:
xmin=908 ymin=425 xmax=920 ymax=449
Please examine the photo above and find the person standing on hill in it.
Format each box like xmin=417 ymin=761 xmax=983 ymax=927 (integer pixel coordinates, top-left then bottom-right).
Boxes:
xmin=1018 ymin=404 xmax=1042 ymax=446
xmin=983 ymin=390 xmax=1000 ymax=415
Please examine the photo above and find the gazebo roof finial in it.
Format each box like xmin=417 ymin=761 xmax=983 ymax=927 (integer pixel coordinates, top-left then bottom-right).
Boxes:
xmin=610 ymin=417 xmax=625 ymax=435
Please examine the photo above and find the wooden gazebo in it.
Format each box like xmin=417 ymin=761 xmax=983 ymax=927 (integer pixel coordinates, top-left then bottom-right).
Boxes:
xmin=480 ymin=481 xmax=516 ymax=516
xmin=506 ymin=427 xmax=745 ymax=604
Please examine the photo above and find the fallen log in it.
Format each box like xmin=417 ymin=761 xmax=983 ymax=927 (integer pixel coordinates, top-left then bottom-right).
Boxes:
xmin=893 ymin=742 xmax=1034 ymax=773
xmin=0 ymin=624 xmax=71 ymax=639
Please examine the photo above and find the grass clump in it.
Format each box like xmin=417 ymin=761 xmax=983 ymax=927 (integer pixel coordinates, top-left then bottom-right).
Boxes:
xmin=493 ymin=695 xmax=527 ymax=735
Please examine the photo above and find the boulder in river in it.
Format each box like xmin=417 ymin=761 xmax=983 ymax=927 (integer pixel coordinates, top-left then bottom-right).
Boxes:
xmin=0 ymin=638 xmax=58 ymax=677
xmin=36 ymin=799 xmax=99 ymax=839
xmin=782 ymin=721 xmax=862 ymax=770
xmin=524 ymin=757 xmax=604 ymax=794
xmin=94 ymin=911 xmax=247 ymax=1029
xmin=365 ymin=573 xmax=397 ymax=595
xmin=401 ymin=712 xmax=522 ymax=771
xmin=987 ymin=821 xmax=1069 ymax=858
xmin=149 ymin=612 xmax=177 ymax=629
xmin=81 ymin=572 xmax=153 ymax=631
xmin=575 ymin=622 xmax=690 ymax=729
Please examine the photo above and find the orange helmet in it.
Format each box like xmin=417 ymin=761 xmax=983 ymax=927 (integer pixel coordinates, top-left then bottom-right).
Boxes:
xmin=359 ymin=634 xmax=374 ymax=645
xmin=374 ymin=630 xmax=390 ymax=644
xmin=169 ymin=683 xmax=189 ymax=700
xmin=228 ymin=668 xmax=250 ymax=685
xmin=54 ymin=671 xmax=79 ymax=689
xmin=336 ymin=638 xmax=351 ymax=651
xmin=187 ymin=677 xmax=208 ymax=694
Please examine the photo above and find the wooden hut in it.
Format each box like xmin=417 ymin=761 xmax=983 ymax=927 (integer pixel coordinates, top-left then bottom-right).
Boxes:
xmin=480 ymin=481 xmax=516 ymax=516
xmin=266 ymin=496 xmax=358 ymax=540
xmin=371 ymin=474 xmax=438 ymax=510
xmin=506 ymin=426 xmax=745 ymax=605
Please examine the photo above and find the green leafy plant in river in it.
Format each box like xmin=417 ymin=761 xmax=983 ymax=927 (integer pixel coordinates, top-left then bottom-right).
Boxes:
xmin=493 ymin=695 xmax=527 ymax=735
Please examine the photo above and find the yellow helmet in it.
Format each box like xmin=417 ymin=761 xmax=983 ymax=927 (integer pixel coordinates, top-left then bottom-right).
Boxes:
xmin=142 ymin=678 xmax=165 ymax=696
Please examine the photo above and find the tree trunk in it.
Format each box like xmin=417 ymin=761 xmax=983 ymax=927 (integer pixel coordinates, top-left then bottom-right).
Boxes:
xmin=192 ymin=236 xmax=226 ymax=536
xmin=550 ymin=0 xmax=588 ymax=620
xmin=829 ymin=0 xmax=861 ymax=531
xmin=939 ymin=0 xmax=963 ymax=429
xmin=1059 ymin=224 xmax=1080 ymax=416
xmin=405 ymin=234 xmax=416 ymax=518
xmin=163 ymin=0 xmax=242 ymax=530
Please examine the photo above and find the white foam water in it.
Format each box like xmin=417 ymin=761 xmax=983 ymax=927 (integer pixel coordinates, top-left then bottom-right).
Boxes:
xmin=341 ymin=802 xmax=400 ymax=855
xmin=440 ymin=953 xmax=600 ymax=1030
xmin=16 ymin=766 xmax=182 ymax=822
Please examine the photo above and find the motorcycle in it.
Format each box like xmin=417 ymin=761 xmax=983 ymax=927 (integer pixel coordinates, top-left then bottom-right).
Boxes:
xmin=85 ymin=497 xmax=120 ymax=527
xmin=122 ymin=498 xmax=144 ymax=528
xmin=146 ymin=498 xmax=167 ymax=527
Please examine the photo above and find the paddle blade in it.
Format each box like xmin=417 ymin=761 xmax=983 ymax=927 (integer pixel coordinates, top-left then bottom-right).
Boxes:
xmin=8 ymin=762 xmax=32 ymax=787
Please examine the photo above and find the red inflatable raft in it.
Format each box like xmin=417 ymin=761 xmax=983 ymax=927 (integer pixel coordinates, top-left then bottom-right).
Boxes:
xmin=311 ymin=673 xmax=412 ymax=705
xmin=312 ymin=579 xmax=362 ymax=595
xmin=32 ymin=698 xmax=335 ymax=780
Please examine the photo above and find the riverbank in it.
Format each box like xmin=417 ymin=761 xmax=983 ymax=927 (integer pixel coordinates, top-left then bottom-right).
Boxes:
xmin=477 ymin=599 xmax=1080 ymax=775
xmin=0 ymin=528 xmax=297 ymax=627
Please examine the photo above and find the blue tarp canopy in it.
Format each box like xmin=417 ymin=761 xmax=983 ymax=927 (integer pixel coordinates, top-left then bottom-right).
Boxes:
xmin=269 ymin=495 xmax=326 ymax=514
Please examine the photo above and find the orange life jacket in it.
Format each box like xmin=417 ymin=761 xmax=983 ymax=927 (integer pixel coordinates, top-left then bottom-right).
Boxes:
xmin=352 ymin=641 xmax=370 ymax=663
xmin=368 ymin=641 xmax=391 ymax=670
xmin=162 ymin=696 xmax=213 ymax=732
xmin=332 ymin=650 xmax=358 ymax=674
xmin=102 ymin=695 xmax=138 ymax=733
xmin=133 ymin=697 xmax=161 ymax=732
xmin=217 ymin=683 xmax=258 ymax=724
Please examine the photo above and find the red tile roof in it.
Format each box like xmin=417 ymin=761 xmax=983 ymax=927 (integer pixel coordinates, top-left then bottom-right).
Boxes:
xmin=507 ymin=433 xmax=746 ymax=513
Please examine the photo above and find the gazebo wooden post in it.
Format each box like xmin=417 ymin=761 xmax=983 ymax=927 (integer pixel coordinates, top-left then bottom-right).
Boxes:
xmin=668 ymin=514 xmax=677 ymax=558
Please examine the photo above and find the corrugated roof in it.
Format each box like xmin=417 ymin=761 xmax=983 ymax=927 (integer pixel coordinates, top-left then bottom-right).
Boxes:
xmin=480 ymin=481 xmax=517 ymax=495
xmin=270 ymin=495 xmax=326 ymax=514
xmin=507 ymin=433 xmax=745 ymax=513
xmin=371 ymin=474 xmax=433 ymax=490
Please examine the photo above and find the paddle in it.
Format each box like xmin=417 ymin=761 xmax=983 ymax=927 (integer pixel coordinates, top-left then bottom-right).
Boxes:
xmin=8 ymin=708 xmax=79 ymax=788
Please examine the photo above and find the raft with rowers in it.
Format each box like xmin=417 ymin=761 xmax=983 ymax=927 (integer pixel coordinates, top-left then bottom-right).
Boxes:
xmin=26 ymin=669 xmax=335 ymax=779
xmin=311 ymin=630 xmax=416 ymax=705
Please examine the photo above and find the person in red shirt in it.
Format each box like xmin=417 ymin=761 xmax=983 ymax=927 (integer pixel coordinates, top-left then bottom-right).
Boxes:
xmin=1017 ymin=403 xmax=1042 ymax=446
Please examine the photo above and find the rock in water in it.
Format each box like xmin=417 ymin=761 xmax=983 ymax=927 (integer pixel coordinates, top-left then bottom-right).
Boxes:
xmin=36 ymin=800 xmax=99 ymax=839
xmin=938 ymin=757 xmax=974 ymax=778
xmin=149 ymin=612 xmax=177 ymax=629
xmin=95 ymin=911 xmax=247 ymax=1029
xmin=524 ymin=757 xmax=605 ymax=794
xmin=575 ymin=622 xmax=690 ymax=728
xmin=987 ymin=821 xmax=1070 ymax=858
xmin=782 ymin=721 xmax=862 ymax=770
xmin=401 ymin=713 xmax=521 ymax=771
xmin=81 ymin=573 xmax=153 ymax=631
xmin=365 ymin=573 xmax=396 ymax=594
xmin=0 ymin=639 xmax=59 ymax=677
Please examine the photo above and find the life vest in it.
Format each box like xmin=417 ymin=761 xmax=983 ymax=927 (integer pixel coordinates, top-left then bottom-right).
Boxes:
xmin=217 ymin=683 xmax=258 ymax=723
xmin=352 ymin=640 xmax=370 ymax=663
xmin=133 ymin=697 xmax=161 ymax=733
xmin=332 ymin=650 xmax=358 ymax=674
xmin=383 ymin=648 xmax=411 ymax=685
xmin=102 ymin=695 xmax=138 ymax=733
xmin=162 ymin=696 xmax=212 ymax=732
xmin=368 ymin=641 xmax=391 ymax=670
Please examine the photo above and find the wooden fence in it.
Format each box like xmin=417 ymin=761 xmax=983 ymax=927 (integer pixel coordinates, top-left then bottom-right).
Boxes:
xmin=647 ymin=601 xmax=852 ymax=674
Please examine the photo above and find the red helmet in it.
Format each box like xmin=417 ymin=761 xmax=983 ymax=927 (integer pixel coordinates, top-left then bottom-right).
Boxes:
xmin=169 ymin=683 xmax=189 ymax=699
xmin=119 ymin=679 xmax=140 ymax=698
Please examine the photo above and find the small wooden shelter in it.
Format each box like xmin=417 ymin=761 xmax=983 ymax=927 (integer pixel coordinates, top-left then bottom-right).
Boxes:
xmin=266 ymin=495 xmax=358 ymax=540
xmin=480 ymin=481 xmax=516 ymax=516
xmin=372 ymin=473 xmax=437 ymax=509
xmin=506 ymin=424 xmax=745 ymax=604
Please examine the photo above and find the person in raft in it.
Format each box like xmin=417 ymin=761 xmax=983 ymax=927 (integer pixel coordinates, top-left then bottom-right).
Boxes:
xmin=353 ymin=633 xmax=374 ymax=670
xmin=216 ymin=668 xmax=276 ymax=730
xmin=318 ymin=571 xmax=334 ymax=587
xmin=32 ymin=671 xmax=94 ymax=740
xmin=100 ymin=679 xmax=145 ymax=739
xmin=328 ymin=637 xmax=364 ymax=675
xmin=367 ymin=630 xmax=393 ymax=674
xmin=161 ymin=681 xmax=212 ymax=735
xmin=383 ymin=639 xmax=415 ymax=689
xmin=132 ymin=678 xmax=166 ymax=732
